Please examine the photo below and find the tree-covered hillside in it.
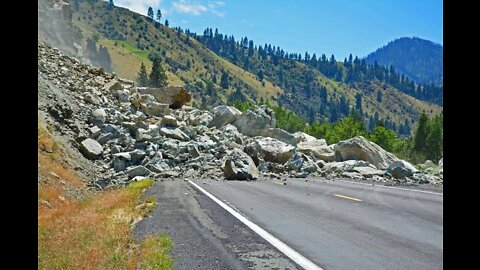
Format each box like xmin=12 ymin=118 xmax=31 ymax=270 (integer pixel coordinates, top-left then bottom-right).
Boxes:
xmin=365 ymin=37 xmax=443 ymax=86
xmin=39 ymin=0 xmax=442 ymax=137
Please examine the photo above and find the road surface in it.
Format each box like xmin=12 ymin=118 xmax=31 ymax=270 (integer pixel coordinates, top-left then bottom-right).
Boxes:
xmin=135 ymin=178 xmax=443 ymax=270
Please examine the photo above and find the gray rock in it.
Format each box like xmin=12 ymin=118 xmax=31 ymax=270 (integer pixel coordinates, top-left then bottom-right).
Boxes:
xmin=89 ymin=126 xmax=101 ymax=138
xmin=187 ymin=144 xmax=201 ymax=158
xmin=233 ymin=105 xmax=276 ymax=136
xmin=113 ymin=157 xmax=128 ymax=172
xmin=116 ymin=90 xmax=130 ymax=102
xmin=130 ymin=149 xmax=146 ymax=164
xmin=258 ymin=128 xmax=295 ymax=145
xmin=412 ymin=172 xmax=441 ymax=184
xmin=333 ymin=136 xmax=399 ymax=169
xmin=224 ymin=149 xmax=259 ymax=180
xmin=387 ymin=160 xmax=418 ymax=179
xmin=323 ymin=160 xmax=373 ymax=174
xmin=159 ymin=127 xmax=190 ymax=141
xmin=189 ymin=111 xmax=213 ymax=126
xmin=209 ymin=105 xmax=242 ymax=128
xmin=79 ymin=138 xmax=103 ymax=159
xmin=91 ymin=108 xmax=107 ymax=127
xmin=297 ymin=139 xmax=335 ymax=162
xmin=294 ymin=171 xmax=310 ymax=178
xmin=126 ymin=165 xmax=152 ymax=178
xmin=161 ymin=115 xmax=178 ymax=127
xmin=245 ymin=137 xmax=295 ymax=164
xmin=104 ymin=80 xmax=123 ymax=91
xmin=137 ymin=94 xmax=171 ymax=116
xmin=110 ymin=145 xmax=122 ymax=154
xmin=97 ymin=132 xmax=114 ymax=145
xmin=292 ymin=132 xmax=317 ymax=145
xmin=83 ymin=92 xmax=101 ymax=105
xmin=136 ymin=125 xmax=160 ymax=141
xmin=112 ymin=152 xmax=131 ymax=161
xmin=352 ymin=166 xmax=385 ymax=178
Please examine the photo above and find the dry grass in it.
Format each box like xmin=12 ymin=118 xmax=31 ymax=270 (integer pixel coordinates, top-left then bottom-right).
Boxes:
xmin=38 ymin=121 xmax=173 ymax=269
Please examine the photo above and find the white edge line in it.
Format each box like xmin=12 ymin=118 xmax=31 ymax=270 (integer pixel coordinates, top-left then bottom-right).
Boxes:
xmin=188 ymin=180 xmax=323 ymax=270
xmin=337 ymin=180 xmax=443 ymax=196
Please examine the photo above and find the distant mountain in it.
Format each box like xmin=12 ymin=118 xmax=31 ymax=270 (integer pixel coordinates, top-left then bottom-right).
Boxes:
xmin=365 ymin=37 xmax=443 ymax=86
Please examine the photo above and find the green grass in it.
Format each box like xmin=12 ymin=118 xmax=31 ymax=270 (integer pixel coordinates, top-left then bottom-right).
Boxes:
xmin=114 ymin=40 xmax=150 ymax=62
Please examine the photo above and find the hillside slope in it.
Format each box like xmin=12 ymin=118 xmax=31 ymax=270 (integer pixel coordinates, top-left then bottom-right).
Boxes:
xmin=365 ymin=37 xmax=443 ymax=86
xmin=39 ymin=0 xmax=442 ymax=135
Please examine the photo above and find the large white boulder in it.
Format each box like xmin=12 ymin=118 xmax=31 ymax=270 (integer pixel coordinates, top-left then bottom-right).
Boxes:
xmin=297 ymin=139 xmax=335 ymax=162
xmin=233 ymin=105 xmax=276 ymax=137
xmin=209 ymin=105 xmax=242 ymax=128
xmin=244 ymin=137 xmax=295 ymax=164
xmin=224 ymin=149 xmax=259 ymax=180
xmin=333 ymin=136 xmax=398 ymax=169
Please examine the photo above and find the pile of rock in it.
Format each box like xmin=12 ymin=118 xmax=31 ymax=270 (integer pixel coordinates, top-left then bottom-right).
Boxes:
xmin=38 ymin=42 xmax=443 ymax=188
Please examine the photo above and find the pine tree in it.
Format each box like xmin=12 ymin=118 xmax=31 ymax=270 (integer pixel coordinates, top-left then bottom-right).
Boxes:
xmin=425 ymin=114 xmax=443 ymax=161
xmin=136 ymin=62 xmax=149 ymax=87
xmin=108 ymin=0 xmax=114 ymax=10
xmin=165 ymin=19 xmax=169 ymax=27
xmin=147 ymin=7 xmax=154 ymax=20
xmin=413 ymin=113 xmax=429 ymax=153
xmin=220 ymin=71 xmax=229 ymax=89
xmin=257 ymin=69 xmax=264 ymax=81
xmin=156 ymin=9 xmax=162 ymax=22
xmin=149 ymin=58 xmax=168 ymax=87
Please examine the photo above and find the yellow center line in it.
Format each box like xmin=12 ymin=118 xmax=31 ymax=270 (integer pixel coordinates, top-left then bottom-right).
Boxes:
xmin=334 ymin=194 xmax=363 ymax=202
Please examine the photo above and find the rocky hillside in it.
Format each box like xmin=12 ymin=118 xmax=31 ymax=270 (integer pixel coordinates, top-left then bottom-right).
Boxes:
xmin=36 ymin=0 xmax=443 ymax=135
xmin=38 ymin=41 xmax=443 ymax=188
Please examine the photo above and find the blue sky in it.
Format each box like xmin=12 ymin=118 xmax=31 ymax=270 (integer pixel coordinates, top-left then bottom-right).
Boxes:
xmin=114 ymin=0 xmax=443 ymax=60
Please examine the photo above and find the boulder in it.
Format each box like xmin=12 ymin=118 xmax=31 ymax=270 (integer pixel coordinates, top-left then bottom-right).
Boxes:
xmin=126 ymin=165 xmax=152 ymax=178
xmin=79 ymin=138 xmax=103 ymax=159
xmin=142 ymin=100 xmax=171 ymax=117
xmin=83 ymin=92 xmax=101 ymax=105
xmin=387 ymin=160 xmax=418 ymax=179
xmin=224 ymin=149 xmax=259 ymax=180
xmin=104 ymin=80 xmax=123 ymax=91
xmin=292 ymin=132 xmax=317 ymax=144
xmin=352 ymin=166 xmax=385 ymax=178
xmin=116 ymin=90 xmax=130 ymax=102
xmin=285 ymin=152 xmax=319 ymax=173
xmin=323 ymin=160 xmax=373 ymax=174
xmin=113 ymin=157 xmax=128 ymax=172
xmin=209 ymin=105 xmax=242 ymax=128
xmin=89 ymin=126 xmax=101 ymax=138
xmin=245 ymin=137 xmax=295 ymax=164
xmin=161 ymin=115 xmax=178 ymax=127
xmin=333 ymin=136 xmax=398 ymax=169
xmin=189 ymin=111 xmax=213 ymax=126
xmin=136 ymin=125 xmax=160 ymax=141
xmin=297 ymin=139 xmax=335 ymax=162
xmin=91 ymin=108 xmax=107 ymax=126
xmin=233 ymin=105 xmax=276 ymax=136
xmin=159 ymin=127 xmax=190 ymax=141
xmin=258 ymin=128 xmax=295 ymax=145
xmin=136 ymin=86 xmax=191 ymax=109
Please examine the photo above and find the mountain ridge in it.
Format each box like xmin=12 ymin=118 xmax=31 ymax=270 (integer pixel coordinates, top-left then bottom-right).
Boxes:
xmin=365 ymin=36 xmax=443 ymax=86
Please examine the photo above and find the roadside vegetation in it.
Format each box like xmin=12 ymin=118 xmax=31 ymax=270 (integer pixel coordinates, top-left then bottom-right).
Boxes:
xmin=38 ymin=121 xmax=173 ymax=270
xmin=232 ymin=100 xmax=443 ymax=164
